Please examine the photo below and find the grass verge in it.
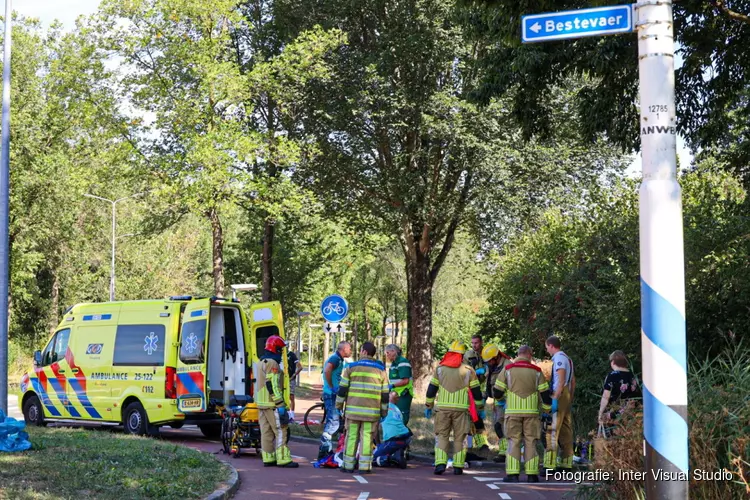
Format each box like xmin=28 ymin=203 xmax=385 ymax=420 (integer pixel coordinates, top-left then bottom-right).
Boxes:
xmin=0 ymin=427 xmax=230 ymax=500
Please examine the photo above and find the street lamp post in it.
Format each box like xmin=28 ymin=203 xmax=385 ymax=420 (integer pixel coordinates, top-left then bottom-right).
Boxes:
xmin=84 ymin=192 xmax=146 ymax=301
xmin=296 ymin=311 xmax=310 ymax=384
xmin=309 ymin=323 xmax=322 ymax=377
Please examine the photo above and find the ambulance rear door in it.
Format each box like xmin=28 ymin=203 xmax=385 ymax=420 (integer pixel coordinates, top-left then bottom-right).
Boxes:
xmin=247 ymin=301 xmax=288 ymax=404
xmin=176 ymin=299 xmax=210 ymax=413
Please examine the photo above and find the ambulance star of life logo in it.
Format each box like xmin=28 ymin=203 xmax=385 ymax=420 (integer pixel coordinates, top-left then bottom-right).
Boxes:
xmin=185 ymin=333 xmax=199 ymax=354
xmin=144 ymin=332 xmax=159 ymax=356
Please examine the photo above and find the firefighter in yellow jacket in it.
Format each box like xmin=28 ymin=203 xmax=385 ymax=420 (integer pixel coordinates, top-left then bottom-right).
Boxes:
xmin=425 ymin=340 xmax=484 ymax=476
xmin=481 ymin=343 xmax=512 ymax=462
xmin=336 ymin=341 xmax=389 ymax=474
xmin=255 ymin=335 xmax=299 ymax=468
xmin=493 ymin=345 xmax=551 ymax=483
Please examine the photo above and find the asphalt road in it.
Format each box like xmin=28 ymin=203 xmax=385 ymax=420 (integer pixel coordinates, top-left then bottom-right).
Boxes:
xmin=161 ymin=425 xmax=580 ymax=500
xmin=5 ymin=394 xmax=21 ymax=419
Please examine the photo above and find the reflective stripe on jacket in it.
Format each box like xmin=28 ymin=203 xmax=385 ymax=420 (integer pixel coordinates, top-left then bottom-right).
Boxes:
xmin=425 ymin=364 xmax=484 ymax=412
xmin=255 ymin=358 xmax=285 ymax=409
xmin=336 ymin=356 xmax=389 ymax=421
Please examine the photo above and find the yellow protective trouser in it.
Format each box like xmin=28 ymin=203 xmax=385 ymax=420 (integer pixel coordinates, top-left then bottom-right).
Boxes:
xmin=259 ymin=408 xmax=292 ymax=465
xmin=434 ymin=409 xmax=469 ymax=468
xmin=505 ymin=415 xmax=540 ymax=475
xmin=343 ymin=419 xmax=374 ymax=471
xmin=493 ymin=404 xmax=508 ymax=455
xmin=544 ymin=387 xmax=573 ymax=469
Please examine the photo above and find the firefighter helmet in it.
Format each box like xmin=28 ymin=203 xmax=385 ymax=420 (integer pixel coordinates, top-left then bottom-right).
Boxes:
xmin=264 ymin=335 xmax=287 ymax=354
xmin=481 ymin=344 xmax=500 ymax=362
xmin=448 ymin=340 xmax=467 ymax=354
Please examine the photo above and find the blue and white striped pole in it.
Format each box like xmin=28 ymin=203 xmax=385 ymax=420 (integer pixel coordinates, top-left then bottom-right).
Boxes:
xmin=636 ymin=0 xmax=689 ymax=497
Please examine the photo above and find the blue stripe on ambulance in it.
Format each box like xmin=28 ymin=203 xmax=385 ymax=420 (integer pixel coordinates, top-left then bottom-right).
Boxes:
xmin=82 ymin=314 xmax=112 ymax=321
xmin=31 ymin=379 xmax=62 ymax=417
xmin=68 ymin=378 xmax=102 ymax=419
xmin=177 ymin=372 xmax=203 ymax=395
xmin=47 ymin=377 xmax=81 ymax=418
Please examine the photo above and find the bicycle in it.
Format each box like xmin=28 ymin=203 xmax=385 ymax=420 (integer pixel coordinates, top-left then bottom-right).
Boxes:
xmin=322 ymin=302 xmax=345 ymax=316
xmin=303 ymin=400 xmax=327 ymax=439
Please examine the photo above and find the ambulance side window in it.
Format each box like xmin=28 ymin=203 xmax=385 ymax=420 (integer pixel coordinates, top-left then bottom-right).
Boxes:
xmin=113 ymin=325 xmax=166 ymax=366
xmin=180 ymin=319 xmax=207 ymax=364
xmin=255 ymin=325 xmax=280 ymax=358
xmin=41 ymin=329 xmax=71 ymax=366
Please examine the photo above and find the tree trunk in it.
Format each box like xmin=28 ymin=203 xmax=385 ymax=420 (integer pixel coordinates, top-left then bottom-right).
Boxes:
xmin=352 ymin=318 xmax=358 ymax=359
xmin=208 ymin=208 xmax=225 ymax=297
xmin=406 ymin=253 xmax=434 ymax=396
xmin=48 ymin=269 xmax=60 ymax=336
xmin=261 ymin=218 xmax=275 ymax=301
xmin=364 ymin=305 xmax=372 ymax=341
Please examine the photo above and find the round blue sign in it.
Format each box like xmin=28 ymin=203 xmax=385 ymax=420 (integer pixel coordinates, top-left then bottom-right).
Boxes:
xmin=320 ymin=294 xmax=349 ymax=322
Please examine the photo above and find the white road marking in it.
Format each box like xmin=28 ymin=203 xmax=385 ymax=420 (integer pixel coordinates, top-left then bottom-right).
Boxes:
xmin=499 ymin=494 xmax=512 ymax=499
xmin=474 ymin=477 xmax=504 ymax=482
xmin=356 ymin=493 xmax=370 ymax=500
xmin=353 ymin=475 xmax=368 ymax=484
xmin=487 ymin=484 xmax=499 ymax=490
xmin=291 ymin=455 xmax=305 ymax=459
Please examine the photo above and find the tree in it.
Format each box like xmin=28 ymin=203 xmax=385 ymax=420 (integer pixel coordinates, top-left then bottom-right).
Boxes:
xmin=5 ymin=16 xmax=135 ymax=349
xmin=98 ymin=0 xmax=257 ymax=297
xmin=464 ymin=0 xmax=750 ymax=168
xmin=287 ymin=0 xmax=626 ymax=391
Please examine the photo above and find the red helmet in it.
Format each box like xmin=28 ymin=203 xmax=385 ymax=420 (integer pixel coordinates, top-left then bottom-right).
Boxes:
xmin=265 ymin=335 xmax=287 ymax=354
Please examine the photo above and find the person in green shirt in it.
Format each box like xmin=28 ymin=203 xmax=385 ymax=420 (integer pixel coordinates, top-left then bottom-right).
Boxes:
xmin=385 ymin=344 xmax=413 ymax=424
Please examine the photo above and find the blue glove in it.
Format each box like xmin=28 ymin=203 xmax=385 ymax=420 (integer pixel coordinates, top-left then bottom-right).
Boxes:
xmin=475 ymin=367 xmax=486 ymax=376
xmin=389 ymin=384 xmax=395 ymax=391
xmin=541 ymin=413 xmax=551 ymax=420
xmin=424 ymin=408 xmax=433 ymax=419
xmin=478 ymin=410 xmax=486 ymax=420
xmin=551 ymin=399 xmax=558 ymax=414
xmin=495 ymin=400 xmax=506 ymax=409
xmin=277 ymin=406 xmax=287 ymax=416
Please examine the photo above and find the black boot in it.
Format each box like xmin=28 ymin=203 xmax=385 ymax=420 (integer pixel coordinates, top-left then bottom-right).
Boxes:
xmin=503 ymin=474 xmax=519 ymax=483
xmin=263 ymin=461 xmax=277 ymax=467
xmin=341 ymin=467 xmax=354 ymax=473
xmin=526 ymin=474 xmax=539 ymax=483
xmin=279 ymin=461 xmax=299 ymax=468
xmin=434 ymin=464 xmax=447 ymax=475
xmin=453 ymin=467 xmax=463 ymax=475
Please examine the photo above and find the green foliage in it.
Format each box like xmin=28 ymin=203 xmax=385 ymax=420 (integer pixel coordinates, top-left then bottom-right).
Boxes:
xmin=581 ymin=344 xmax=750 ymax=499
xmin=0 ymin=427 xmax=229 ymax=499
xmin=481 ymin=165 xmax=750 ymax=434
xmin=464 ymin=0 xmax=750 ymax=167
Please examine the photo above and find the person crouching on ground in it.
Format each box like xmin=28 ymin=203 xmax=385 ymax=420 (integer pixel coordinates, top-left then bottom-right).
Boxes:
xmin=373 ymin=391 xmax=413 ymax=468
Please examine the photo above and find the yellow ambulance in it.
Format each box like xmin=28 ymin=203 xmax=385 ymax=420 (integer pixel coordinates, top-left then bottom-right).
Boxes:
xmin=18 ymin=296 xmax=289 ymax=437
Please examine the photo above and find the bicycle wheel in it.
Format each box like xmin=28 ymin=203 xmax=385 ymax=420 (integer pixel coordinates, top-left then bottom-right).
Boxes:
xmin=304 ymin=403 xmax=326 ymax=439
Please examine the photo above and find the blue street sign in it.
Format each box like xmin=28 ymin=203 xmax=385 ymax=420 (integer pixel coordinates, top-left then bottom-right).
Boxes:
xmin=320 ymin=294 xmax=349 ymax=322
xmin=522 ymin=5 xmax=633 ymax=43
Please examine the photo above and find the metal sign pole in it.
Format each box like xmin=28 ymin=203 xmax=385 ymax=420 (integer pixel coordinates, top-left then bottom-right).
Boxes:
xmin=0 ymin=0 xmax=12 ymax=416
xmin=635 ymin=0 xmax=689 ymax=497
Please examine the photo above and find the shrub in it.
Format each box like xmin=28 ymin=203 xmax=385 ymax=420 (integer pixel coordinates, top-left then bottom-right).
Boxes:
xmin=585 ymin=344 xmax=750 ymax=499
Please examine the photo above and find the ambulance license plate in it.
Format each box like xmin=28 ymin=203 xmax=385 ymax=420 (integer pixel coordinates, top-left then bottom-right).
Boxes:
xmin=180 ymin=398 xmax=202 ymax=410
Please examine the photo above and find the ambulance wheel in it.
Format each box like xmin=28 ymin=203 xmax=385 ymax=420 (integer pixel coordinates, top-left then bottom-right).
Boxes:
xmin=23 ymin=395 xmax=46 ymax=427
xmin=169 ymin=422 xmax=184 ymax=429
xmin=123 ymin=402 xmax=150 ymax=435
xmin=199 ymin=423 xmax=222 ymax=439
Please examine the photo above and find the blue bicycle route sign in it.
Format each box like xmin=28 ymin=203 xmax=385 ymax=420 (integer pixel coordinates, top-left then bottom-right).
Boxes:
xmin=522 ymin=5 xmax=633 ymax=43
xmin=320 ymin=294 xmax=349 ymax=322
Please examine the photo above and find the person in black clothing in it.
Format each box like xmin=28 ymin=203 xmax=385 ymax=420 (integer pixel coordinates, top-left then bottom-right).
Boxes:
xmin=598 ymin=350 xmax=641 ymax=426
xmin=287 ymin=350 xmax=303 ymax=422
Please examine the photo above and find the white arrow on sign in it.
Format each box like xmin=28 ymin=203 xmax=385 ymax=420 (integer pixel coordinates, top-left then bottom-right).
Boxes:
xmin=530 ymin=22 xmax=542 ymax=33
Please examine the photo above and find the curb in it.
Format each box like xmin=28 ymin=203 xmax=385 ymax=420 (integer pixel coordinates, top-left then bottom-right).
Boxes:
xmin=205 ymin=462 xmax=240 ymax=500
xmin=289 ymin=435 xmax=505 ymax=469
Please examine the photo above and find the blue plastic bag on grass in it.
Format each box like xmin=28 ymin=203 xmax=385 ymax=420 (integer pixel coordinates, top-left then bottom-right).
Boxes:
xmin=0 ymin=409 xmax=32 ymax=452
